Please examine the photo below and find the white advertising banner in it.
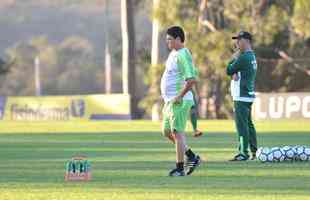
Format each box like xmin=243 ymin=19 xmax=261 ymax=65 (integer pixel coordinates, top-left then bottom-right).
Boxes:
xmin=252 ymin=93 xmax=310 ymax=120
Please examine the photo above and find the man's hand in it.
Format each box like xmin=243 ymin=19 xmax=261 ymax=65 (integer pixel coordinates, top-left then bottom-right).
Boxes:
xmin=232 ymin=50 xmax=240 ymax=60
xmin=232 ymin=73 xmax=239 ymax=81
xmin=172 ymin=78 xmax=196 ymax=105
xmin=172 ymin=95 xmax=182 ymax=105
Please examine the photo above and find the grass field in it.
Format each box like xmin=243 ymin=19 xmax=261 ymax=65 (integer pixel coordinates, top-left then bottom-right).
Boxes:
xmin=0 ymin=120 xmax=310 ymax=200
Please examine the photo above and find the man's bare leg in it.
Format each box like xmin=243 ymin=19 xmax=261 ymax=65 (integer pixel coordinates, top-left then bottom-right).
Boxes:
xmin=174 ymin=132 xmax=186 ymax=164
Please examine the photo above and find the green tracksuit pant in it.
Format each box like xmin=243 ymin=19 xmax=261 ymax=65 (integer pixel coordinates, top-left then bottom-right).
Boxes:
xmin=234 ymin=101 xmax=257 ymax=156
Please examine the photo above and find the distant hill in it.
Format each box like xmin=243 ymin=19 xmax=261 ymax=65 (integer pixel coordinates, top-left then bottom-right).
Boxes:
xmin=0 ymin=0 xmax=152 ymax=63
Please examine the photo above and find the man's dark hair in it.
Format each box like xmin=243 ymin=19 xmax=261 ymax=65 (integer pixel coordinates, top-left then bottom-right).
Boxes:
xmin=166 ymin=26 xmax=185 ymax=43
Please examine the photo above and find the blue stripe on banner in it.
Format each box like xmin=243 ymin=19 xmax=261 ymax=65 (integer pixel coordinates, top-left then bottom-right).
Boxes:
xmin=90 ymin=114 xmax=131 ymax=120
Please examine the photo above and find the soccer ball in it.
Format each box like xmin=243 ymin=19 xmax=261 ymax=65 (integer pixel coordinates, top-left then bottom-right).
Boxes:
xmin=271 ymin=147 xmax=285 ymax=162
xmin=304 ymin=148 xmax=310 ymax=161
xmin=256 ymin=147 xmax=272 ymax=163
xmin=295 ymin=146 xmax=308 ymax=161
xmin=266 ymin=150 xmax=274 ymax=162
xmin=257 ymin=146 xmax=309 ymax=163
xmin=281 ymin=146 xmax=295 ymax=161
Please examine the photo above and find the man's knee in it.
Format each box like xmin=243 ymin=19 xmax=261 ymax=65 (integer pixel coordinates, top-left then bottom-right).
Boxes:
xmin=174 ymin=132 xmax=184 ymax=140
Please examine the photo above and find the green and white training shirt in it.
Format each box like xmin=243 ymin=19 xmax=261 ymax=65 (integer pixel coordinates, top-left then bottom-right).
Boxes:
xmin=226 ymin=51 xmax=257 ymax=102
xmin=160 ymin=48 xmax=197 ymax=103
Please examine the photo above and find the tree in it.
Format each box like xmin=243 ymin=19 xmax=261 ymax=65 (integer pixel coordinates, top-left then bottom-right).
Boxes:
xmin=0 ymin=56 xmax=15 ymax=74
xmin=142 ymin=0 xmax=310 ymax=119
xmin=121 ymin=0 xmax=138 ymax=118
xmin=291 ymin=0 xmax=310 ymax=38
xmin=143 ymin=0 xmax=162 ymax=120
xmin=150 ymin=0 xmax=233 ymax=118
xmin=0 ymin=35 xmax=103 ymax=96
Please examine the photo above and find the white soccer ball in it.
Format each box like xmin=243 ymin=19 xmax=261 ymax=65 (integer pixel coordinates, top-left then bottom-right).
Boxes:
xmin=281 ymin=146 xmax=295 ymax=161
xmin=271 ymin=147 xmax=285 ymax=162
xmin=266 ymin=150 xmax=274 ymax=162
xmin=256 ymin=147 xmax=271 ymax=163
xmin=295 ymin=146 xmax=308 ymax=161
xmin=304 ymin=148 xmax=310 ymax=161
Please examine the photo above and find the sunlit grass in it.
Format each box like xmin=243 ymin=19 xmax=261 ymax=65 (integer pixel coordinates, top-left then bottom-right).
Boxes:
xmin=0 ymin=120 xmax=309 ymax=200
xmin=0 ymin=119 xmax=310 ymax=133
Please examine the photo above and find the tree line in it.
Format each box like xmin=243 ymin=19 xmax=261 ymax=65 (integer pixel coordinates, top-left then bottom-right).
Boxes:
xmin=141 ymin=0 xmax=310 ymax=119
xmin=0 ymin=0 xmax=309 ymax=119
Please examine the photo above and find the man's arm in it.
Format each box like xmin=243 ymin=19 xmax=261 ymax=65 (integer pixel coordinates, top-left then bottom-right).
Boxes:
xmin=174 ymin=49 xmax=197 ymax=103
xmin=226 ymin=52 xmax=243 ymax=76
xmin=173 ymin=78 xmax=196 ymax=103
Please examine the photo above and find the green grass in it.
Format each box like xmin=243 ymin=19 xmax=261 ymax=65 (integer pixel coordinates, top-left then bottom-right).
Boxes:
xmin=0 ymin=120 xmax=310 ymax=200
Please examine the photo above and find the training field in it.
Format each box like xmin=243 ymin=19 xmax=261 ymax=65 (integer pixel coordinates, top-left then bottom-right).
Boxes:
xmin=0 ymin=120 xmax=309 ymax=200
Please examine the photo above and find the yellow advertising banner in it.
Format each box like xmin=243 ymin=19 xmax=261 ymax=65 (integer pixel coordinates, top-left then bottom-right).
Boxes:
xmin=0 ymin=94 xmax=131 ymax=121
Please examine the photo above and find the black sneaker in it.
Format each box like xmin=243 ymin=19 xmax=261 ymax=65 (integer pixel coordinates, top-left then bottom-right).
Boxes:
xmin=251 ymin=152 xmax=256 ymax=160
xmin=186 ymin=155 xmax=201 ymax=175
xmin=229 ymin=154 xmax=249 ymax=161
xmin=169 ymin=168 xmax=185 ymax=177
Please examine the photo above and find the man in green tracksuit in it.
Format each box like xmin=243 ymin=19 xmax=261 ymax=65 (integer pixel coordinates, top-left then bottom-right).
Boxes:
xmin=226 ymin=31 xmax=258 ymax=161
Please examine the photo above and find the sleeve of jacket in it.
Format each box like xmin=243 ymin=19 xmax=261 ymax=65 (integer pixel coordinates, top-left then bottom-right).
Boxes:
xmin=226 ymin=55 xmax=244 ymax=75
